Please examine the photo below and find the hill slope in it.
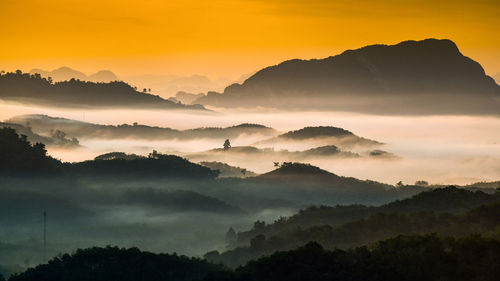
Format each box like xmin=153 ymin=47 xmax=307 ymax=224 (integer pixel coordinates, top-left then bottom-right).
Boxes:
xmin=7 ymin=115 xmax=277 ymax=140
xmin=256 ymin=126 xmax=381 ymax=149
xmin=0 ymin=71 xmax=205 ymax=110
xmin=195 ymin=39 xmax=500 ymax=115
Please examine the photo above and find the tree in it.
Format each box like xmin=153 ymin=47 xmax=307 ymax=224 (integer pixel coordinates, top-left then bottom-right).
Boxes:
xmin=223 ymin=139 xmax=231 ymax=150
xmin=415 ymin=180 xmax=429 ymax=186
xmin=225 ymin=227 xmax=237 ymax=244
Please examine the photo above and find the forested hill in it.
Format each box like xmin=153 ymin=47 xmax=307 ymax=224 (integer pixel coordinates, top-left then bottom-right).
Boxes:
xmin=8 ymin=235 xmax=500 ymax=281
xmin=206 ymin=195 xmax=500 ymax=268
xmin=0 ymin=128 xmax=217 ymax=179
xmin=233 ymin=186 xmax=500 ymax=248
xmin=0 ymin=71 xmax=205 ymax=110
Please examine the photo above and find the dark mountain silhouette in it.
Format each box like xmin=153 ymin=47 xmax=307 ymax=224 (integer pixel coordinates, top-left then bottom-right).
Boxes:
xmin=0 ymin=71 xmax=205 ymax=110
xmin=256 ymin=126 xmax=381 ymax=149
xmin=29 ymin=67 xmax=118 ymax=82
xmin=194 ymin=39 xmax=500 ymax=115
xmin=7 ymin=115 xmax=277 ymax=140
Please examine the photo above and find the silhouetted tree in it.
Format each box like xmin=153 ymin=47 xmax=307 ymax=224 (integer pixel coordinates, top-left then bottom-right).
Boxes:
xmin=415 ymin=180 xmax=429 ymax=186
xmin=226 ymin=227 xmax=237 ymax=245
xmin=223 ymin=139 xmax=231 ymax=150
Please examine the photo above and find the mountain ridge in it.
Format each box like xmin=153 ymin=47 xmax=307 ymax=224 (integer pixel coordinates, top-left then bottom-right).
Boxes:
xmin=194 ymin=39 xmax=500 ymax=115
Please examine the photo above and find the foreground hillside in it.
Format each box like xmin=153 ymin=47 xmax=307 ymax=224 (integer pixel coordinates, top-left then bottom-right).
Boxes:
xmin=195 ymin=39 xmax=500 ymax=115
xmin=7 ymin=234 xmax=500 ymax=281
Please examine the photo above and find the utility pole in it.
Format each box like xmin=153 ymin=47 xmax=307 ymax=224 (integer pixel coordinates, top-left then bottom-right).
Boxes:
xmin=43 ymin=210 xmax=46 ymax=261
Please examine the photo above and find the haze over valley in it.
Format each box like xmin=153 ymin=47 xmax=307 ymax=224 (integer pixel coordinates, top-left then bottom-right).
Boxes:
xmin=1 ymin=1 xmax=500 ymax=279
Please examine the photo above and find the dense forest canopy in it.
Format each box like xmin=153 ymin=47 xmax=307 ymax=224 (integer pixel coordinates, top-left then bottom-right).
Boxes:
xmin=8 ymin=234 xmax=500 ymax=281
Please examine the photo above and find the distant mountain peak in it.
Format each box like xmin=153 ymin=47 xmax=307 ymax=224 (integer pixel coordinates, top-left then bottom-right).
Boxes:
xmin=194 ymin=38 xmax=500 ymax=115
xmin=29 ymin=67 xmax=118 ymax=82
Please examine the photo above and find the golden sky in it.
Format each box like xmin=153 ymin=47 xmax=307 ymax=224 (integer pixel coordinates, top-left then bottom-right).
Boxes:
xmin=1 ymin=0 xmax=499 ymax=79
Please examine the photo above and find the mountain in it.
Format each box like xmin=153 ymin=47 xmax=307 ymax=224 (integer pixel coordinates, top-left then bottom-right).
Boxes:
xmin=255 ymin=126 xmax=381 ymax=150
xmin=30 ymin=67 xmax=118 ymax=82
xmin=194 ymin=39 xmax=500 ymax=115
xmin=7 ymin=115 xmax=277 ymax=140
xmin=0 ymin=71 xmax=205 ymax=110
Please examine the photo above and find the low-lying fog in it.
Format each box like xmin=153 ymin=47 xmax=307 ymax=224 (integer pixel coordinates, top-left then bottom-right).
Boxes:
xmin=1 ymin=100 xmax=499 ymax=185
xmin=1 ymin=100 xmax=499 ymax=276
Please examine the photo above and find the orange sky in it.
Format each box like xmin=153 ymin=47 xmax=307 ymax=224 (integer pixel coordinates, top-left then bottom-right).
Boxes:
xmin=1 ymin=0 xmax=499 ymax=80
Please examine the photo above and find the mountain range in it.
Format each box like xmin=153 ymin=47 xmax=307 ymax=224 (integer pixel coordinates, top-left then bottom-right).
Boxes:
xmin=193 ymin=39 xmax=500 ymax=115
xmin=30 ymin=67 xmax=118 ymax=82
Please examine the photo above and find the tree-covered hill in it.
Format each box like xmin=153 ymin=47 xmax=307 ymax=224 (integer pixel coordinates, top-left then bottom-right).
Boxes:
xmin=231 ymin=186 xmax=499 ymax=248
xmin=221 ymin=234 xmax=500 ymax=281
xmin=8 ymin=246 xmax=226 ymax=281
xmin=0 ymin=71 xmax=205 ymax=110
xmin=0 ymin=127 xmax=62 ymax=175
xmin=0 ymin=129 xmax=219 ymax=180
xmin=205 ymin=201 xmax=500 ymax=267
xmin=7 ymin=115 xmax=277 ymax=140
xmin=8 ymin=235 xmax=500 ymax=281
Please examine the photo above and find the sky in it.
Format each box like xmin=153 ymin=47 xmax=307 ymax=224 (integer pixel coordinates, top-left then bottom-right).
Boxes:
xmin=1 ymin=0 xmax=499 ymax=80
